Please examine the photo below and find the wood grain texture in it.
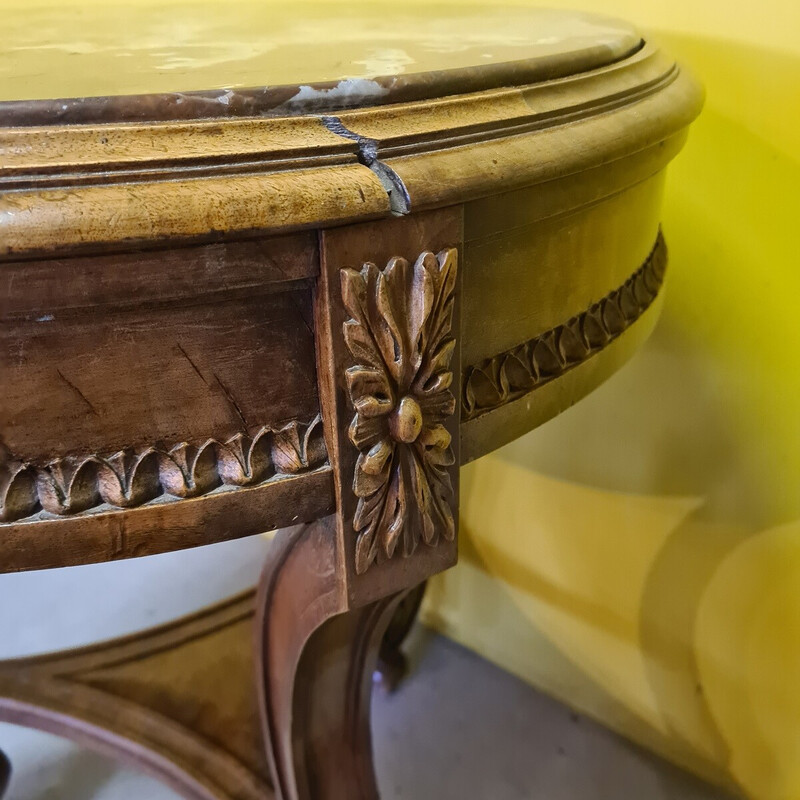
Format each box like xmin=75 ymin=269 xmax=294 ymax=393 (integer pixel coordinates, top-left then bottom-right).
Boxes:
xmin=460 ymin=173 xmax=666 ymax=370
xmin=375 ymin=581 xmax=427 ymax=692
xmin=0 ymin=40 xmax=700 ymax=256
xmin=0 ymin=466 xmax=334 ymax=573
xmin=0 ymin=226 xmax=336 ymax=572
xmin=256 ymin=519 xmax=403 ymax=800
xmin=324 ymin=43 xmax=702 ymax=213
xmin=463 ymin=230 xmax=667 ymax=420
xmin=0 ymin=592 xmax=273 ymax=800
xmin=2 ymin=244 xmax=320 ymax=464
xmin=341 ymin=249 xmax=458 ymax=574
xmin=452 ymin=167 xmax=669 ymax=463
xmin=316 ymin=210 xmax=462 ymax=608
xmin=0 ymin=118 xmax=391 ymax=258
xmin=1 ymin=416 xmax=325 ymax=522
xmin=0 ymin=233 xmax=319 ymax=318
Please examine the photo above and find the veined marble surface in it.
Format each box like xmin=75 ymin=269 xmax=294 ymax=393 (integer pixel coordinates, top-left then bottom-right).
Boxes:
xmin=1 ymin=3 xmax=639 ymax=103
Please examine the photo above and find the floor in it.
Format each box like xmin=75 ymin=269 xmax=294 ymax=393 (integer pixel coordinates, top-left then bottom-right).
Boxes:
xmin=0 ymin=535 xmax=737 ymax=800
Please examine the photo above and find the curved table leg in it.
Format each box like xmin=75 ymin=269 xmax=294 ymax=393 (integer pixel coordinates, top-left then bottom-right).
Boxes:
xmin=376 ymin=582 xmax=426 ymax=693
xmin=0 ymin=522 xmax=416 ymax=800
xmin=0 ymin=748 xmax=10 ymax=798
xmin=257 ymin=519 xmax=404 ymax=800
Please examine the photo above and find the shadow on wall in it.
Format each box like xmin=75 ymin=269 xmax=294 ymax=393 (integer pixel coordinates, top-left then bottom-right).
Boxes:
xmin=423 ymin=34 xmax=800 ymax=800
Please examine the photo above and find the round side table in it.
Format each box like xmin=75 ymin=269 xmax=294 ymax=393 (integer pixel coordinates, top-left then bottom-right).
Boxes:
xmin=0 ymin=5 xmax=701 ymax=799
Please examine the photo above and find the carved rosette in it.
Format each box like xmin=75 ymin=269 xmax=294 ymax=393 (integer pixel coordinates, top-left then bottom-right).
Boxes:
xmin=341 ymin=249 xmax=458 ymax=574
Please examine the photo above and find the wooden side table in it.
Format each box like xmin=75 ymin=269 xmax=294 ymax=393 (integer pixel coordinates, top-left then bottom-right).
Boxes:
xmin=0 ymin=5 xmax=701 ymax=799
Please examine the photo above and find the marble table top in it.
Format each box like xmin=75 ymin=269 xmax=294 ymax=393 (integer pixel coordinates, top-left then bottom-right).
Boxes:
xmin=2 ymin=3 xmax=639 ymax=114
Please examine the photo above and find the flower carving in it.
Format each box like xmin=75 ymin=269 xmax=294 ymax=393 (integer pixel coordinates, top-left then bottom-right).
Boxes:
xmin=341 ymin=248 xmax=458 ymax=574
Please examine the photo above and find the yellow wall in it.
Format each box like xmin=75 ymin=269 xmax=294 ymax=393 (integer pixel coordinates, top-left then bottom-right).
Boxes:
xmin=422 ymin=3 xmax=800 ymax=799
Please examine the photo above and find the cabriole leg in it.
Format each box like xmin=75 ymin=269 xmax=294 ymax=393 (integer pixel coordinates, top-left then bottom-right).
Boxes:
xmin=0 ymin=748 xmax=10 ymax=797
xmin=257 ymin=519 xmax=405 ymax=800
xmin=376 ymin=582 xmax=426 ymax=693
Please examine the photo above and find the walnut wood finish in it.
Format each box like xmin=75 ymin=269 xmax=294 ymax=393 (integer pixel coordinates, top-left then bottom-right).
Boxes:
xmin=0 ymin=16 xmax=701 ymax=799
xmin=0 ymin=749 xmax=8 ymax=796
xmin=257 ymin=520 xmax=405 ymax=800
xmin=315 ymin=209 xmax=463 ymax=608
xmin=0 ymin=526 xmax=417 ymax=800
xmin=376 ymin=582 xmax=427 ymax=692
xmin=0 ymin=590 xmax=272 ymax=800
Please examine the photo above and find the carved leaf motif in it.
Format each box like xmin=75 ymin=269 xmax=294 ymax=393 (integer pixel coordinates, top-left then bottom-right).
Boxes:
xmin=341 ymin=248 xmax=458 ymax=575
xmin=217 ymin=430 xmax=272 ymax=485
xmin=158 ymin=441 xmax=219 ymax=498
xmin=462 ymin=230 xmax=667 ymax=419
xmin=0 ymin=417 xmax=328 ymax=522
xmin=37 ymin=457 xmax=101 ymax=515
xmin=97 ymin=449 xmax=161 ymax=507
xmin=0 ymin=463 xmax=38 ymax=521
xmin=272 ymin=415 xmax=326 ymax=474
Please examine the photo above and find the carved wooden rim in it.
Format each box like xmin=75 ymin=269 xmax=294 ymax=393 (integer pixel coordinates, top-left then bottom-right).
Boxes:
xmin=0 ymin=43 xmax=702 ymax=257
xmin=0 ymin=416 xmax=326 ymax=523
xmin=462 ymin=230 xmax=667 ymax=420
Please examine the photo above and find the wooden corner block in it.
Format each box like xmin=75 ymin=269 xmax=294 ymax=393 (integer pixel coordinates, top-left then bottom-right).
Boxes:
xmin=316 ymin=208 xmax=464 ymax=608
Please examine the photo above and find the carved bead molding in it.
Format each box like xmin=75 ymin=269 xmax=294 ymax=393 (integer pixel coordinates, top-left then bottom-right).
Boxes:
xmin=0 ymin=416 xmax=326 ymax=523
xmin=341 ymin=249 xmax=458 ymax=575
xmin=463 ymin=230 xmax=667 ymax=420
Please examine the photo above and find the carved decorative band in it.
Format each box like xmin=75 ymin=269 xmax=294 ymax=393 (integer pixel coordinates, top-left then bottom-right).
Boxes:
xmin=341 ymin=249 xmax=458 ymax=575
xmin=463 ymin=230 xmax=667 ymax=420
xmin=0 ymin=416 xmax=326 ymax=523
